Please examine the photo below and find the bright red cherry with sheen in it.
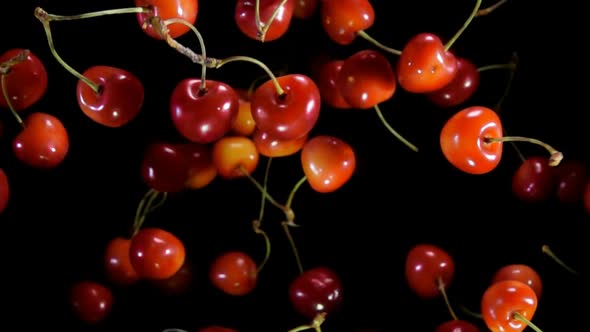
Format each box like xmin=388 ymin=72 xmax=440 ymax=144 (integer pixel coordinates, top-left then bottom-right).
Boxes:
xmin=397 ymin=33 xmax=458 ymax=93
xmin=491 ymin=264 xmax=543 ymax=300
xmin=250 ymin=74 xmax=321 ymax=141
xmin=253 ymin=129 xmax=308 ymax=158
xmin=170 ymin=79 xmax=239 ymax=144
xmin=511 ymin=156 xmax=556 ymax=203
xmin=554 ymin=159 xmax=587 ymax=203
xmin=289 ymin=266 xmax=343 ymax=320
xmin=435 ymin=320 xmax=480 ymax=332
xmin=135 ymin=0 xmax=198 ymax=39
xmin=104 ymin=237 xmax=139 ymax=286
xmin=235 ymin=0 xmax=295 ymax=42
xmin=0 ymin=169 xmax=9 ymax=214
xmin=426 ymin=57 xmax=480 ymax=107
xmin=440 ymin=106 xmax=503 ymax=175
xmin=77 ymin=66 xmax=144 ymax=128
xmin=405 ymin=243 xmax=454 ymax=299
xmin=13 ymin=112 xmax=69 ymax=169
xmin=320 ymin=0 xmax=375 ymax=45
xmin=481 ymin=280 xmax=538 ymax=332
xmin=129 ymin=227 xmax=186 ymax=280
xmin=209 ymin=251 xmax=258 ymax=296
xmin=70 ymin=280 xmax=113 ymax=324
xmin=0 ymin=48 xmax=48 ymax=111
xmin=336 ymin=49 xmax=396 ymax=109
xmin=294 ymin=0 xmax=318 ymax=19
xmin=312 ymin=59 xmax=351 ymax=109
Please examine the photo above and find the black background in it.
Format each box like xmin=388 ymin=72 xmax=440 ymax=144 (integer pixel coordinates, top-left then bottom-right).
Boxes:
xmin=1 ymin=0 xmax=588 ymax=331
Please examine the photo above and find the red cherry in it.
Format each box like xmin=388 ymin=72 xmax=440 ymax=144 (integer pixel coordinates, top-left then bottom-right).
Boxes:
xmin=184 ymin=143 xmax=217 ymax=190
xmin=0 ymin=168 xmax=9 ymax=214
xmin=253 ymin=129 xmax=308 ymax=158
xmin=209 ymin=251 xmax=258 ymax=296
xmin=294 ymin=0 xmax=318 ymax=19
xmin=405 ymin=243 xmax=454 ymax=299
xmin=0 ymin=48 xmax=48 ymax=111
xmin=76 ymin=66 xmax=144 ymax=128
xmin=129 ymin=227 xmax=186 ymax=280
xmin=481 ymin=280 xmax=538 ymax=332
xmin=104 ymin=237 xmax=139 ymax=286
xmin=311 ymin=58 xmax=351 ymax=109
xmin=235 ymin=0 xmax=295 ymax=42
xmin=320 ymin=0 xmax=375 ymax=45
xmin=426 ymin=57 xmax=480 ymax=107
xmin=435 ymin=320 xmax=480 ymax=332
xmin=554 ymin=159 xmax=587 ymax=204
xmin=13 ymin=112 xmax=69 ymax=169
xmin=300 ymin=135 xmax=356 ymax=193
xmin=135 ymin=0 xmax=199 ymax=39
xmin=336 ymin=49 xmax=396 ymax=109
xmin=511 ymin=156 xmax=556 ymax=203
xmin=170 ymin=79 xmax=239 ymax=144
xmin=151 ymin=260 xmax=194 ymax=296
xmin=491 ymin=264 xmax=543 ymax=300
xmin=199 ymin=326 xmax=238 ymax=332
xmin=250 ymin=74 xmax=321 ymax=141
xmin=70 ymin=281 xmax=113 ymax=324
xmin=289 ymin=267 xmax=343 ymax=320
xmin=141 ymin=142 xmax=190 ymax=193
xmin=397 ymin=33 xmax=458 ymax=93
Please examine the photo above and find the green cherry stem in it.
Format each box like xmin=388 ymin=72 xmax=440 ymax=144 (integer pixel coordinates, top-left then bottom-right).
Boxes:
xmin=459 ymin=305 xmax=483 ymax=320
xmin=282 ymin=221 xmax=304 ymax=274
xmin=216 ymin=56 xmax=285 ymax=96
xmin=476 ymin=0 xmax=508 ymax=17
xmin=0 ymin=49 xmax=29 ymax=75
xmin=493 ymin=52 xmax=519 ymax=113
xmin=34 ymin=6 xmax=148 ymax=22
xmin=513 ymin=312 xmax=544 ymax=332
xmin=288 ymin=313 xmax=326 ymax=332
xmin=542 ymin=244 xmax=580 ymax=276
xmin=444 ymin=0 xmax=482 ymax=51
xmin=255 ymin=0 xmax=289 ymax=42
xmin=357 ymin=30 xmax=402 ymax=56
xmin=131 ymin=188 xmax=168 ymax=236
xmin=437 ymin=277 xmax=459 ymax=321
xmin=1 ymin=68 xmax=25 ymax=128
xmin=285 ymin=175 xmax=307 ymax=211
xmin=484 ymin=136 xmax=563 ymax=166
xmin=253 ymin=219 xmax=271 ymax=273
xmin=258 ymin=157 xmax=273 ymax=224
xmin=476 ymin=63 xmax=516 ymax=73
xmin=239 ymin=166 xmax=294 ymax=223
xmin=374 ymin=104 xmax=419 ymax=152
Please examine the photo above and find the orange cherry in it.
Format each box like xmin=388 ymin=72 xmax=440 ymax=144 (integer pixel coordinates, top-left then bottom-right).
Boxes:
xmin=212 ymin=136 xmax=259 ymax=179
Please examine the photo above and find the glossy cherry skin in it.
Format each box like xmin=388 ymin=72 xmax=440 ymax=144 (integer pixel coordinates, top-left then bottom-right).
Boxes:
xmin=397 ymin=33 xmax=458 ymax=93
xmin=426 ymin=57 xmax=480 ymax=107
xmin=212 ymin=136 xmax=259 ymax=179
xmin=235 ymin=0 xmax=295 ymax=42
xmin=491 ymin=264 xmax=542 ymax=300
xmin=135 ymin=0 xmax=198 ymax=39
xmin=104 ymin=237 xmax=139 ymax=286
xmin=13 ymin=112 xmax=69 ymax=169
xmin=129 ymin=227 xmax=186 ymax=280
xmin=320 ymin=0 xmax=375 ymax=45
xmin=184 ymin=144 xmax=217 ymax=190
xmin=0 ymin=169 xmax=9 ymax=214
xmin=70 ymin=281 xmax=113 ymax=324
xmin=151 ymin=260 xmax=193 ymax=296
xmin=511 ymin=156 xmax=556 ymax=203
xmin=435 ymin=320 xmax=481 ymax=332
xmin=405 ymin=243 xmax=454 ymax=299
xmin=554 ymin=159 xmax=587 ymax=203
xmin=289 ymin=266 xmax=343 ymax=319
xmin=199 ymin=326 xmax=238 ymax=332
xmin=170 ymin=79 xmax=239 ymax=144
xmin=77 ymin=66 xmax=144 ymax=128
xmin=294 ymin=0 xmax=318 ymax=19
xmin=210 ymin=251 xmax=257 ymax=296
xmin=141 ymin=142 xmax=190 ymax=193
xmin=300 ymin=135 xmax=356 ymax=193
xmin=481 ymin=280 xmax=538 ymax=332
xmin=251 ymin=74 xmax=321 ymax=141
xmin=0 ymin=48 xmax=48 ymax=111
xmin=231 ymin=91 xmax=257 ymax=136
xmin=312 ymin=59 xmax=351 ymax=109
xmin=253 ymin=129 xmax=308 ymax=157
xmin=336 ymin=49 xmax=396 ymax=109
xmin=440 ymin=106 xmax=503 ymax=175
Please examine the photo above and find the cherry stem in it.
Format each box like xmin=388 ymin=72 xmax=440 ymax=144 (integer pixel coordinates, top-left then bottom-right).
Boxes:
xmin=131 ymin=188 xmax=168 ymax=236
xmin=258 ymin=157 xmax=273 ymax=224
xmin=484 ymin=136 xmax=563 ymax=166
xmin=542 ymin=244 xmax=580 ymax=276
xmin=240 ymin=166 xmax=294 ymax=224
xmin=255 ymin=0 xmax=289 ymax=42
xmin=493 ymin=52 xmax=519 ymax=113
xmin=459 ymin=305 xmax=483 ymax=320
xmin=34 ymin=6 xmax=148 ymax=22
xmin=476 ymin=0 xmax=508 ymax=17
xmin=0 ymin=49 xmax=29 ymax=75
xmin=247 ymin=65 xmax=289 ymax=98
xmin=444 ymin=0 xmax=482 ymax=51
xmin=437 ymin=276 xmax=459 ymax=320
xmin=285 ymin=175 xmax=307 ymax=211
xmin=253 ymin=220 xmax=271 ymax=274
xmin=287 ymin=312 xmax=326 ymax=332
xmin=513 ymin=311 xmax=544 ymax=332
xmin=357 ymin=30 xmax=402 ymax=56
xmin=477 ymin=63 xmax=516 ymax=73
xmin=503 ymin=128 xmax=526 ymax=163
xmin=1 ymin=67 xmax=25 ymax=128
xmin=216 ymin=56 xmax=285 ymax=96
xmin=374 ymin=104 xmax=419 ymax=152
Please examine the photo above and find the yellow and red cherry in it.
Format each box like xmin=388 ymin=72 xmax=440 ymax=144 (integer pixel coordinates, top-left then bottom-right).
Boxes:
xmin=405 ymin=243 xmax=454 ymax=299
xmin=235 ymin=0 xmax=295 ymax=42
xmin=209 ymin=251 xmax=257 ymax=296
xmin=212 ymin=135 xmax=259 ymax=179
xmin=511 ymin=156 xmax=556 ymax=203
xmin=252 ymin=129 xmax=307 ymax=158
xmin=320 ymin=0 xmax=374 ymax=45
xmin=0 ymin=169 xmax=9 ymax=214
xmin=289 ymin=267 xmax=343 ymax=320
xmin=311 ymin=58 xmax=351 ymax=109
xmin=151 ymin=260 xmax=194 ymax=296
xmin=554 ymin=159 xmax=587 ymax=204
xmin=294 ymin=0 xmax=318 ymax=19
xmin=0 ymin=48 xmax=48 ymax=111
xmin=491 ymin=264 xmax=543 ymax=300
xmin=129 ymin=227 xmax=186 ymax=280
xmin=13 ymin=112 xmax=69 ymax=169
xmin=481 ymin=280 xmax=539 ymax=332
xmin=170 ymin=79 xmax=239 ymax=144
xmin=69 ymin=280 xmax=113 ymax=324
xmin=104 ymin=237 xmax=139 ymax=287
xmin=250 ymin=74 xmax=321 ymax=141
xmin=336 ymin=49 xmax=396 ymax=109
xmin=135 ymin=0 xmax=198 ymax=39
xmin=183 ymin=143 xmax=217 ymax=190
xmin=231 ymin=90 xmax=257 ymax=136
xmin=426 ymin=57 xmax=480 ymax=108
xmin=300 ymin=135 xmax=356 ymax=193
xmin=435 ymin=320 xmax=480 ymax=332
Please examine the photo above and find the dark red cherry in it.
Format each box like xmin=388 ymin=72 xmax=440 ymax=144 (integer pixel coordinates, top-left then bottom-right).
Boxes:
xmin=312 ymin=58 xmax=351 ymax=109
xmin=426 ymin=57 xmax=480 ymax=107
xmin=405 ymin=243 xmax=454 ymax=299
xmin=554 ymin=159 xmax=587 ymax=203
xmin=141 ymin=142 xmax=190 ymax=193
xmin=289 ymin=266 xmax=343 ymax=320
xmin=435 ymin=319 xmax=480 ymax=332
xmin=70 ymin=281 xmax=113 ymax=324
xmin=511 ymin=156 xmax=556 ymax=203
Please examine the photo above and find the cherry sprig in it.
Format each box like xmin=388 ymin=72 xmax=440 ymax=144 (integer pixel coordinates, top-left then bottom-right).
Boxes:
xmin=0 ymin=50 xmax=28 ymax=127
xmin=542 ymin=244 xmax=580 ymax=276
xmin=288 ymin=312 xmax=326 ymax=332
xmin=476 ymin=0 xmax=508 ymax=17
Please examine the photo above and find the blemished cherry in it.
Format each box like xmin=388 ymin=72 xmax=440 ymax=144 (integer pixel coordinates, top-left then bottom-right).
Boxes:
xmin=141 ymin=142 xmax=191 ymax=193
xmin=426 ymin=57 xmax=480 ymax=108
xmin=397 ymin=33 xmax=458 ymax=93
xmin=289 ymin=266 xmax=343 ymax=320
xmin=405 ymin=243 xmax=454 ymax=299
xmin=235 ymin=0 xmax=296 ymax=42
xmin=250 ymin=74 xmax=321 ymax=141
xmin=129 ymin=227 xmax=186 ymax=280
xmin=135 ymin=0 xmax=199 ymax=39
xmin=253 ymin=129 xmax=308 ymax=158
xmin=151 ymin=260 xmax=194 ymax=296
xmin=0 ymin=168 xmax=9 ymax=214
xmin=312 ymin=58 xmax=351 ymax=109
xmin=511 ymin=156 xmax=556 ymax=203
xmin=301 ymin=135 xmax=356 ymax=193
xmin=320 ymin=0 xmax=374 ymax=45
xmin=435 ymin=319 xmax=480 ymax=332
xmin=554 ymin=159 xmax=587 ymax=204
xmin=294 ymin=0 xmax=318 ymax=19
xmin=212 ymin=136 xmax=259 ymax=179
xmin=0 ymin=48 xmax=48 ymax=111
xmin=70 ymin=280 xmax=113 ymax=324
xmin=231 ymin=91 xmax=257 ymax=136
xmin=13 ymin=112 xmax=69 ymax=169
xmin=104 ymin=237 xmax=139 ymax=287
xmin=77 ymin=66 xmax=144 ymax=128
xmin=336 ymin=49 xmax=396 ymax=109
xmin=210 ymin=251 xmax=258 ymax=296
xmin=170 ymin=79 xmax=239 ymax=144
xmin=491 ymin=264 xmax=543 ymax=300
xmin=481 ymin=280 xmax=539 ymax=332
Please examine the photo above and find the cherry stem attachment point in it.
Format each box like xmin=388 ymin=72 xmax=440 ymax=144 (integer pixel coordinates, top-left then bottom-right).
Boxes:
xmin=542 ymin=244 xmax=580 ymax=276
xmin=240 ymin=166 xmax=294 ymax=224
xmin=217 ymin=56 xmax=285 ymax=96
xmin=1 ymin=64 xmax=25 ymax=128
xmin=374 ymin=104 xmax=419 ymax=152
xmin=0 ymin=49 xmax=29 ymax=75
xmin=444 ymin=0 xmax=482 ymax=51
xmin=476 ymin=0 xmax=508 ymax=17
xmin=513 ymin=311 xmax=544 ymax=332
xmin=357 ymin=30 xmax=402 ymax=56
xmin=253 ymin=220 xmax=271 ymax=274
xmin=288 ymin=312 xmax=326 ymax=332
xmin=131 ymin=188 xmax=168 ymax=236
xmin=484 ymin=136 xmax=563 ymax=166
xmin=255 ymin=0 xmax=289 ymax=42
xmin=459 ymin=305 xmax=483 ymax=320
xmin=437 ymin=276 xmax=459 ymax=321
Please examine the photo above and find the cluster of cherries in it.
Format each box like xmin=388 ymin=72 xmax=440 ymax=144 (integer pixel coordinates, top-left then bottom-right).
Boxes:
xmin=0 ymin=0 xmax=582 ymax=331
